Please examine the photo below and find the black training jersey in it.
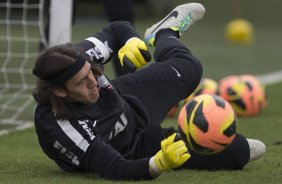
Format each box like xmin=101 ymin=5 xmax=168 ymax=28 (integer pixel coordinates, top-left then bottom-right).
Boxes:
xmin=34 ymin=85 xmax=151 ymax=180
xmin=34 ymin=21 xmax=153 ymax=180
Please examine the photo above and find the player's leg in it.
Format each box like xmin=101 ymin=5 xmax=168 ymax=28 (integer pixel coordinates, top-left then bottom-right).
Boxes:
xmin=177 ymin=133 xmax=266 ymax=170
xmin=133 ymin=129 xmax=265 ymax=170
xmin=111 ymin=34 xmax=202 ymax=125
xmin=111 ymin=3 xmax=205 ymax=125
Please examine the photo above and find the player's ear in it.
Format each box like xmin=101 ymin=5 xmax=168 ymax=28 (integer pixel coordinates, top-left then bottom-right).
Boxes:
xmin=52 ymin=87 xmax=67 ymax=97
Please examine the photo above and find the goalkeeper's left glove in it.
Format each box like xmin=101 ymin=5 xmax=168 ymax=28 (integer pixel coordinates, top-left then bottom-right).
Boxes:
xmin=118 ymin=37 xmax=151 ymax=72
xmin=149 ymin=133 xmax=190 ymax=177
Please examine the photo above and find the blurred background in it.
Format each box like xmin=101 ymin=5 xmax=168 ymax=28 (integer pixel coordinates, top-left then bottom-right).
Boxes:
xmin=70 ymin=0 xmax=282 ymax=79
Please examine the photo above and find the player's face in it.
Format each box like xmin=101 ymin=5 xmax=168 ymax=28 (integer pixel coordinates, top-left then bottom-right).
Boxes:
xmin=64 ymin=62 xmax=100 ymax=104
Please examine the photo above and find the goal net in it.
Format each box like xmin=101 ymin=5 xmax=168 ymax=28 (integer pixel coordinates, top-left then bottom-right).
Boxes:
xmin=0 ymin=0 xmax=72 ymax=134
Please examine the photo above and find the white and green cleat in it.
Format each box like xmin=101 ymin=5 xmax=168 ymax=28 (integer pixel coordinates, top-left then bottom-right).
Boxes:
xmin=144 ymin=3 xmax=205 ymax=46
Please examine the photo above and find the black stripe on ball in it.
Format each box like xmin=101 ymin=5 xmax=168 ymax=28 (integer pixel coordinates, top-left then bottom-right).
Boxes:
xmin=188 ymin=133 xmax=214 ymax=154
xmin=186 ymin=99 xmax=198 ymax=126
xmin=223 ymin=115 xmax=237 ymax=137
xmin=193 ymin=101 xmax=209 ymax=133
xmin=213 ymin=95 xmax=226 ymax=108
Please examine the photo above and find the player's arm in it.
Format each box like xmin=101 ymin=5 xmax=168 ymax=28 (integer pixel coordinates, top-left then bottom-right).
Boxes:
xmin=41 ymin=120 xmax=151 ymax=179
xmin=53 ymin=123 xmax=189 ymax=179
xmin=39 ymin=113 xmax=151 ymax=180
xmin=83 ymin=137 xmax=153 ymax=180
xmin=36 ymin=112 xmax=188 ymax=180
xmin=75 ymin=21 xmax=151 ymax=72
xmin=84 ymin=133 xmax=189 ymax=179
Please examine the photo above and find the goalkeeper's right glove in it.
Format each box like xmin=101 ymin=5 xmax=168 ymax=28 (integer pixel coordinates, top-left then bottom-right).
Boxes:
xmin=149 ymin=133 xmax=190 ymax=177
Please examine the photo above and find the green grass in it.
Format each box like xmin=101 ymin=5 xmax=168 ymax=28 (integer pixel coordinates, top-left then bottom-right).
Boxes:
xmin=1 ymin=0 xmax=282 ymax=183
xmin=1 ymin=82 xmax=282 ymax=184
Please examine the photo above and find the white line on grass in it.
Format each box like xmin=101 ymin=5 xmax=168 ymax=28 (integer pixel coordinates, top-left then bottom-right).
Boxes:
xmin=0 ymin=121 xmax=33 ymax=136
xmin=257 ymin=70 xmax=282 ymax=85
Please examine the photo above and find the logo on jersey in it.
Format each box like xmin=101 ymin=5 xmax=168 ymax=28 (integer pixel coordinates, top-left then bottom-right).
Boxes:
xmin=78 ymin=119 xmax=96 ymax=140
xmin=85 ymin=40 xmax=113 ymax=63
xmin=109 ymin=113 xmax=128 ymax=140
xmin=54 ymin=141 xmax=80 ymax=166
xmin=85 ymin=46 xmax=104 ymax=61
xmin=170 ymin=66 xmax=181 ymax=77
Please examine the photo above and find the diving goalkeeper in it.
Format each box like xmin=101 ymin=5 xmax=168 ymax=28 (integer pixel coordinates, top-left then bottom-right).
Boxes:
xmin=32 ymin=3 xmax=265 ymax=180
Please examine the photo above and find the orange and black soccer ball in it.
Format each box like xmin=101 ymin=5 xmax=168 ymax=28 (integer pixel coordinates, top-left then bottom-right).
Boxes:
xmin=218 ymin=74 xmax=267 ymax=116
xmin=178 ymin=94 xmax=237 ymax=154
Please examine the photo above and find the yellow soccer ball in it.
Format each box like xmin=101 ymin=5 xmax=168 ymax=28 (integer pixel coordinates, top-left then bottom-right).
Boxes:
xmin=224 ymin=19 xmax=255 ymax=45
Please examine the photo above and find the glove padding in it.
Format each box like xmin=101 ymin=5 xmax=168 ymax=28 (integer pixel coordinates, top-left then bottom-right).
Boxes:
xmin=118 ymin=37 xmax=151 ymax=72
xmin=149 ymin=133 xmax=190 ymax=176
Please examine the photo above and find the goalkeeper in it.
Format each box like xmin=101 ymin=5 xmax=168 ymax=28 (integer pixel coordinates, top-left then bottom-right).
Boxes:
xmin=32 ymin=3 xmax=265 ymax=180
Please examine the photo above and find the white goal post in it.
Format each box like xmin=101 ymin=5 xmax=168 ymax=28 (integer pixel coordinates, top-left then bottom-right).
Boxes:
xmin=49 ymin=0 xmax=73 ymax=47
xmin=0 ymin=0 xmax=73 ymax=131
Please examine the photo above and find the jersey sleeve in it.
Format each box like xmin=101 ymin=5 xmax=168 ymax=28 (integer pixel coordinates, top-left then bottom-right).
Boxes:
xmin=83 ymin=137 xmax=152 ymax=180
xmin=34 ymin=106 xmax=152 ymax=180
xmin=74 ymin=21 xmax=141 ymax=65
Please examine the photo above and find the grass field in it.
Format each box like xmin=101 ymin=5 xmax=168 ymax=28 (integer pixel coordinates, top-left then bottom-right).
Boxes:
xmin=1 ymin=83 xmax=282 ymax=184
xmin=1 ymin=0 xmax=282 ymax=183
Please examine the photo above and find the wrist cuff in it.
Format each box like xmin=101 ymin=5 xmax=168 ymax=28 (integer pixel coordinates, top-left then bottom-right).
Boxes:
xmin=149 ymin=156 xmax=162 ymax=177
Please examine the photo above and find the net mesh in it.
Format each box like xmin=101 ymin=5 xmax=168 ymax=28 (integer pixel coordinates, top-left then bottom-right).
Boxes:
xmin=0 ymin=0 xmax=46 ymax=124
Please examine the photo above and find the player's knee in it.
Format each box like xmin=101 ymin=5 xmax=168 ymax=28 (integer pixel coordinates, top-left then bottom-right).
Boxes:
xmin=174 ymin=55 xmax=203 ymax=87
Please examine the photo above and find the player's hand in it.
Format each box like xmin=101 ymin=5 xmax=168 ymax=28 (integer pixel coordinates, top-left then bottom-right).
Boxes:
xmin=118 ymin=37 xmax=151 ymax=72
xmin=149 ymin=133 xmax=190 ymax=177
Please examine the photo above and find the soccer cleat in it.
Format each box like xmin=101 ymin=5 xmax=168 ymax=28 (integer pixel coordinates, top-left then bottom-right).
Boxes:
xmin=144 ymin=3 xmax=205 ymax=46
xmin=247 ymin=139 xmax=266 ymax=162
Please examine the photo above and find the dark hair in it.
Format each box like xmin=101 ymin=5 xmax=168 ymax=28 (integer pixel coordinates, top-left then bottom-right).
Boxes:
xmin=32 ymin=43 xmax=103 ymax=119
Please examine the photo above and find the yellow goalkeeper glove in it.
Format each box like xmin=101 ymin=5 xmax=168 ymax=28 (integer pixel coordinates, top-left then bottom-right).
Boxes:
xmin=149 ymin=133 xmax=190 ymax=177
xmin=118 ymin=37 xmax=151 ymax=72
